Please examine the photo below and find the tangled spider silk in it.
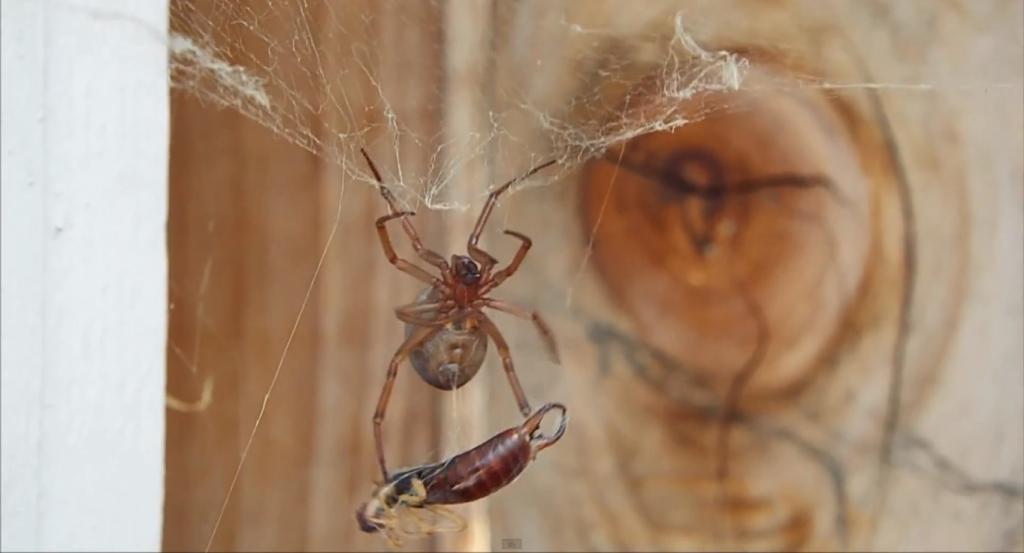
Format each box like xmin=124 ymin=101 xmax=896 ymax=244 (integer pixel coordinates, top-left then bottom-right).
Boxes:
xmin=169 ymin=2 xmax=746 ymax=209
xmin=165 ymin=1 xmax=1024 ymax=551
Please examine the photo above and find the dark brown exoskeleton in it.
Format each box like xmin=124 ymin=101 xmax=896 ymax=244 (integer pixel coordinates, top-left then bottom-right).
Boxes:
xmin=403 ymin=286 xmax=488 ymax=390
xmin=361 ymin=149 xmax=561 ymax=481
xmin=356 ymin=403 xmax=568 ymax=540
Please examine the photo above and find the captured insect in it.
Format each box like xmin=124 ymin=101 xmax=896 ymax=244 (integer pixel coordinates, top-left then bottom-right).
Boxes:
xmin=360 ymin=149 xmax=560 ymax=481
xmin=356 ymin=402 xmax=568 ymax=544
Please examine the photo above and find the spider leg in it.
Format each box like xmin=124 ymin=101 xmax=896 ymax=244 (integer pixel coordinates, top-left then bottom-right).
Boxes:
xmin=380 ymin=190 xmax=450 ymax=272
xmin=479 ymin=230 xmax=531 ymax=294
xmin=377 ymin=211 xmax=446 ymax=287
xmin=394 ymin=300 xmax=455 ymax=326
xmin=482 ymin=298 xmax=560 ymax=364
xmin=474 ymin=311 xmax=532 ymax=417
xmin=400 ymin=312 xmax=463 ymax=327
xmin=390 ymin=206 xmax=450 ymax=272
xmin=467 ymin=245 xmax=499 ymax=274
xmin=374 ymin=324 xmax=444 ymax=480
xmin=361 ymin=148 xmax=451 ymax=273
xmin=467 ymin=159 xmax=556 ymax=271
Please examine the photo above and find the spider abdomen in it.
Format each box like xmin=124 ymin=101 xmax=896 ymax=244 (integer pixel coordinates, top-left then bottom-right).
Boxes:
xmin=405 ymin=287 xmax=488 ymax=390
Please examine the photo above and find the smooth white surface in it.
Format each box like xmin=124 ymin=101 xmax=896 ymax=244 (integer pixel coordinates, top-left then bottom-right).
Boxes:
xmin=1 ymin=0 xmax=168 ymax=550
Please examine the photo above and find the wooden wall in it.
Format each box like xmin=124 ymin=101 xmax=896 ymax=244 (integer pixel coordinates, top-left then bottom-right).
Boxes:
xmin=164 ymin=1 xmax=1024 ymax=551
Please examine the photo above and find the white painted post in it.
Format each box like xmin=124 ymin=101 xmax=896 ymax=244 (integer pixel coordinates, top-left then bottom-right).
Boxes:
xmin=1 ymin=1 xmax=168 ymax=550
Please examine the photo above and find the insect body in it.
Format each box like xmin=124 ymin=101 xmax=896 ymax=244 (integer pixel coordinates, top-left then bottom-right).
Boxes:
xmin=356 ymin=402 xmax=567 ymax=541
xmin=361 ymin=148 xmax=560 ymax=480
xmin=401 ymin=401 xmax=567 ymax=505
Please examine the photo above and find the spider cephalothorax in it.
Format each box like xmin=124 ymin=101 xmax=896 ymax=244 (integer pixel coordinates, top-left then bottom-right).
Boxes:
xmin=361 ymin=148 xmax=560 ymax=480
xmin=451 ymin=255 xmax=482 ymax=287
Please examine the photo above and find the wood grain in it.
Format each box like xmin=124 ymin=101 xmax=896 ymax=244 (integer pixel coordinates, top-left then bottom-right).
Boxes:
xmin=165 ymin=1 xmax=1024 ymax=551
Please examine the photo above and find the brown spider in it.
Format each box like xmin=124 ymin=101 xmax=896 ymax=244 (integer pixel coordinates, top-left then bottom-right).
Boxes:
xmin=361 ymin=148 xmax=560 ymax=480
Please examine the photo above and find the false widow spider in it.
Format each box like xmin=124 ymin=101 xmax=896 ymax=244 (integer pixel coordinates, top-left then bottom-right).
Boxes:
xmin=360 ymin=149 xmax=560 ymax=480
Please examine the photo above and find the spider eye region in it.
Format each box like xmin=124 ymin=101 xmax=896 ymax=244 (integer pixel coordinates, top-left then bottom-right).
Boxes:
xmin=452 ymin=255 xmax=481 ymax=284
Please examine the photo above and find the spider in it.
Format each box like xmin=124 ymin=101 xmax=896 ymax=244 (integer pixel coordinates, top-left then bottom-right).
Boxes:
xmin=360 ymin=148 xmax=560 ymax=480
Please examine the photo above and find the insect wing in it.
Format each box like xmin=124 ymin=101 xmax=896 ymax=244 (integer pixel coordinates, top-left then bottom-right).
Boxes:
xmin=392 ymin=504 xmax=466 ymax=539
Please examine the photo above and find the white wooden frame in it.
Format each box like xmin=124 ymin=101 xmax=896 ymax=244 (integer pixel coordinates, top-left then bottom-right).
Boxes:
xmin=1 ymin=0 xmax=168 ymax=549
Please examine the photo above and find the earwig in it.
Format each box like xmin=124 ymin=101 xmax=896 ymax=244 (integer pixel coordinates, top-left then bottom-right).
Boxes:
xmin=356 ymin=403 xmax=567 ymax=541
xmin=402 ymin=402 xmax=567 ymax=505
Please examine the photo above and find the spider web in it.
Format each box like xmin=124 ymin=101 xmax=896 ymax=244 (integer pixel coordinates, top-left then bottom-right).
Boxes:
xmin=168 ymin=2 xmax=750 ymax=210
xmin=163 ymin=1 xmax=1024 ymax=551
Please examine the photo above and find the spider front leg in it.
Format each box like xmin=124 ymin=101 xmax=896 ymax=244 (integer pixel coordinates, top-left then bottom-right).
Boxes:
xmin=379 ymin=189 xmax=451 ymax=272
xmin=466 ymin=159 xmax=557 ymax=272
xmin=474 ymin=311 xmax=532 ymax=417
xmin=376 ymin=212 xmax=447 ymax=288
xmin=362 ymin=147 xmax=451 ymax=273
xmin=482 ymin=298 xmax=560 ymax=364
xmin=480 ymin=230 xmax=531 ymax=293
xmin=467 ymin=237 xmax=498 ymax=276
xmin=466 ymin=188 xmax=505 ymax=272
xmin=374 ymin=324 xmax=444 ymax=480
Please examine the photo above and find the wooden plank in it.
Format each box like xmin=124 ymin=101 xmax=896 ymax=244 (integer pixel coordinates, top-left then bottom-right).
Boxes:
xmin=163 ymin=1 xmax=1024 ymax=551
